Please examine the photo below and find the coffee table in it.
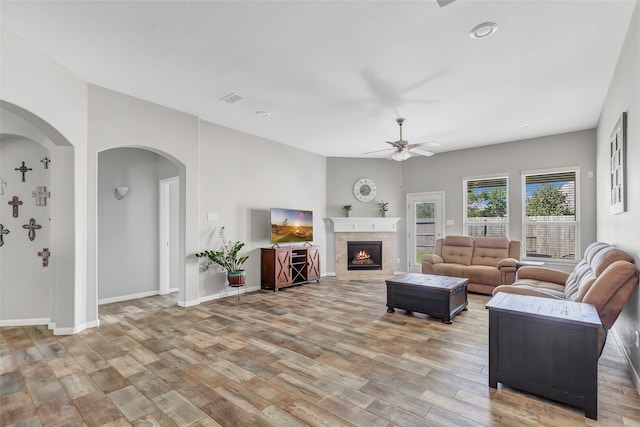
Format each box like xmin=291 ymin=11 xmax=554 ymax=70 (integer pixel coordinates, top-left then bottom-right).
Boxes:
xmin=385 ymin=273 xmax=468 ymax=323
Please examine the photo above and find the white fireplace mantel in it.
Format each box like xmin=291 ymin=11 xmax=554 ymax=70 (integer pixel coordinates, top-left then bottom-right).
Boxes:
xmin=330 ymin=217 xmax=400 ymax=233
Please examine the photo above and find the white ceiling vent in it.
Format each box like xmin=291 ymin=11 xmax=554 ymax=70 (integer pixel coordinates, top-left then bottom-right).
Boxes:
xmin=220 ymin=93 xmax=244 ymax=104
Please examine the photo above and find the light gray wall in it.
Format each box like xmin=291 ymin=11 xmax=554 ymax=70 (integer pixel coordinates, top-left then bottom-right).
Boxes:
xmin=325 ymin=158 xmax=403 ymax=273
xmin=198 ymin=120 xmax=327 ymax=296
xmin=403 ymin=129 xmax=597 ymax=266
xmin=1 ymin=31 xmax=89 ymax=333
xmin=327 ymin=130 xmax=597 ymax=274
xmin=596 ymin=1 xmax=640 ymax=389
xmin=0 ymin=137 xmax=51 ymax=321
xmin=88 ymin=85 xmax=201 ymax=308
xmin=97 ymin=147 xmax=177 ymax=301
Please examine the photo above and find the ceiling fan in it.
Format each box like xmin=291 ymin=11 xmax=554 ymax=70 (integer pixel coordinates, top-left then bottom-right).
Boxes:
xmin=365 ymin=118 xmax=439 ymax=161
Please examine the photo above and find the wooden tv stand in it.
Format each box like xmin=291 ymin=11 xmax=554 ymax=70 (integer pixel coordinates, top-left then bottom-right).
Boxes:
xmin=261 ymin=246 xmax=320 ymax=291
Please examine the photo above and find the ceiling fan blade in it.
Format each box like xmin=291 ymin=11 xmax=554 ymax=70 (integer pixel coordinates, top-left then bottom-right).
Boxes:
xmin=364 ymin=147 xmax=394 ymax=155
xmin=409 ymin=148 xmax=435 ymax=157
xmin=407 ymin=142 xmax=440 ymax=149
xmin=385 ymin=140 xmax=402 ymax=148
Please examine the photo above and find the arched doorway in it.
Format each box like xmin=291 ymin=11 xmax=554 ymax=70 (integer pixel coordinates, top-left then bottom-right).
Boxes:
xmin=97 ymin=147 xmax=181 ymax=304
xmin=0 ymin=101 xmax=76 ymax=330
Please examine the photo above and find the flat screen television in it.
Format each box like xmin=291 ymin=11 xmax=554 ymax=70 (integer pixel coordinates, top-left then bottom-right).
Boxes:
xmin=270 ymin=208 xmax=314 ymax=244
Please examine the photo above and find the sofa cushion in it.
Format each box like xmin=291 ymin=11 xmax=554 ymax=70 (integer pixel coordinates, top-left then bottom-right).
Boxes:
xmin=472 ymin=237 xmax=510 ymax=266
xmin=492 ymin=283 xmax=566 ymax=299
xmin=430 ymin=263 xmax=467 ymax=278
xmin=440 ymin=236 xmax=474 ymax=266
xmin=564 ymin=242 xmax=634 ymax=301
xmin=464 ymin=265 xmax=502 ymax=286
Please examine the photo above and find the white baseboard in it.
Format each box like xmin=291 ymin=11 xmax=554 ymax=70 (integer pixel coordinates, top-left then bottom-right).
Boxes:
xmin=0 ymin=317 xmax=50 ymax=327
xmin=98 ymin=290 xmax=160 ymax=305
xmin=324 ymin=272 xmax=336 ymax=277
xmin=612 ymin=327 xmax=640 ymax=394
xmin=198 ymin=284 xmax=261 ymax=303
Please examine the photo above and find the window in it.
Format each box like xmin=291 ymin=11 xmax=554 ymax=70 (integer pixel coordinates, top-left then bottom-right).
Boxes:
xmin=523 ymin=169 xmax=579 ymax=260
xmin=463 ymin=176 xmax=508 ymax=237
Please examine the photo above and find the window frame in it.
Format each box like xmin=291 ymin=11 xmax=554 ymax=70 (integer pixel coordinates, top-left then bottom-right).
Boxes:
xmin=521 ymin=167 xmax=580 ymax=262
xmin=462 ymin=174 xmax=509 ymax=239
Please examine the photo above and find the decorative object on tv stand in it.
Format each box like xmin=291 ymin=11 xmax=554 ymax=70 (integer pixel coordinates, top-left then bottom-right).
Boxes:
xmin=8 ymin=196 xmax=23 ymax=218
xmin=15 ymin=161 xmax=32 ymax=182
xmin=353 ymin=178 xmax=377 ymax=202
xmin=379 ymin=200 xmax=389 ymax=217
xmin=22 ymin=218 xmax=42 ymax=241
xmin=195 ymin=226 xmax=249 ymax=286
xmin=38 ymin=248 xmax=51 ymax=267
xmin=610 ymin=111 xmax=627 ymax=214
xmin=32 ymin=186 xmax=51 ymax=207
xmin=343 ymin=205 xmax=352 ymax=217
xmin=115 ymin=186 xmax=129 ymax=200
xmin=41 ymin=157 xmax=51 ymax=169
xmin=0 ymin=224 xmax=9 ymax=247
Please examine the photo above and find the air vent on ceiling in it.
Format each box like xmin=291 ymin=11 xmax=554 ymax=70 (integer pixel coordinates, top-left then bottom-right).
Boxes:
xmin=220 ymin=93 xmax=244 ymax=104
xmin=435 ymin=0 xmax=456 ymax=7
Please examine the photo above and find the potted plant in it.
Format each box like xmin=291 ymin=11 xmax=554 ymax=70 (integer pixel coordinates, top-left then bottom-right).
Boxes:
xmin=195 ymin=227 xmax=250 ymax=285
xmin=378 ymin=200 xmax=389 ymax=217
xmin=343 ymin=204 xmax=353 ymax=217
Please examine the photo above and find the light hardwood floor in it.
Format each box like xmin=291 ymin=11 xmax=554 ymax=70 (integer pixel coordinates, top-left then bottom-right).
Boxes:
xmin=1 ymin=277 xmax=639 ymax=426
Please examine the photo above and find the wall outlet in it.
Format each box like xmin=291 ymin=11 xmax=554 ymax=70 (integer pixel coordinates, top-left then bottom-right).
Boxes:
xmin=634 ymin=329 xmax=640 ymax=349
xmin=396 ymin=258 xmax=400 ymax=264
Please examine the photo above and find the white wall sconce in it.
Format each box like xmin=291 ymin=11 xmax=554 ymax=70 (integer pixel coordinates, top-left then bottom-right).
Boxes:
xmin=115 ymin=186 xmax=130 ymax=200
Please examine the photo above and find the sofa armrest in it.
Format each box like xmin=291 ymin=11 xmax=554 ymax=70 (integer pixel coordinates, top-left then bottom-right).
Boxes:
xmin=516 ymin=266 xmax=569 ymax=285
xmin=497 ymin=257 xmax=518 ymax=270
xmin=422 ymin=254 xmax=444 ymax=265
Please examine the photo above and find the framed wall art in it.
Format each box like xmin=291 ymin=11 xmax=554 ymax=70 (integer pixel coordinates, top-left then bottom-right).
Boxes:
xmin=610 ymin=111 xmax=627 ymax=215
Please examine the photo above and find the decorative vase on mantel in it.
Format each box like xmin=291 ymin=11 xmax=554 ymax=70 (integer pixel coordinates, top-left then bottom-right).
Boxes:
xmin=381 ymin=211 xmax=386 ymax=218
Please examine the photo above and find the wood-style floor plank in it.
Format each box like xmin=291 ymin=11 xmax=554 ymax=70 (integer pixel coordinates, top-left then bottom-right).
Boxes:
xmin=1 ymin=277 xmax=639 ymax=426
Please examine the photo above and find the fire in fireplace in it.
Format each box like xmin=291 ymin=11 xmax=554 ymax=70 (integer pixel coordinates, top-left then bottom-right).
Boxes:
xmin=347 ymin=241 xmax=382 ymax=271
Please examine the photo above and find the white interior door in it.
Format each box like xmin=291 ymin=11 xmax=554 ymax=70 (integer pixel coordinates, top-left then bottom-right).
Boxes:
xmin=159 ymin=177 xmax=179 ymax=295
xmin=407 ymin=192 xmax=444 ymax=272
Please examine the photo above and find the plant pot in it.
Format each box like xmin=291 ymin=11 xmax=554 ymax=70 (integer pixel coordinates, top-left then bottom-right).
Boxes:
xmin=344 ymin=211 xmax=351 ymax=217
xmin=381 ymin=211 xmax=387 ymax=217
xmin=227 ymin=270 xmax=246 ymax=286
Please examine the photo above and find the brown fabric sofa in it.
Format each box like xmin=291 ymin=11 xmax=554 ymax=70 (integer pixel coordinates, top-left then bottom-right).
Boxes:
xmin=421 ymin=236 xmax=521 ymax=294
xmin=492 ymin=241 xmax=639 ymax=352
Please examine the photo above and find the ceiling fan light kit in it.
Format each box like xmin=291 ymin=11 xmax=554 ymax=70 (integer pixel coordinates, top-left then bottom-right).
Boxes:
xmin=366 ymin=117 xmax=439 ymax=161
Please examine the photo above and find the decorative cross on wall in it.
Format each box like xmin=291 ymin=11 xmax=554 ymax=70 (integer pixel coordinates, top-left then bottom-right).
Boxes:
xmin=8 ymin=196 xmax=23 ymax=218
xmin=32 ymin=186 xmax=51 ymax=207
xmin=38 ymin=248 xmax=51 ymax=267
xmin=22 ymin=218 xmax=42 ymax=241
xmin=15 ymin=161 xmax=32 ymax=183
xmin=41 ymin=157 xmax=51 ymax=169
xmin=0 ymin=177 xmax=6 ymax=195
xmin=0 ymin=224 xmax=9 ymax=247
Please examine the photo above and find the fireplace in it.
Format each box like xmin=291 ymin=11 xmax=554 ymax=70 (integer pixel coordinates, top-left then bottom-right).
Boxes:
xmin=347 ymin=241 xmax=382 ymax=271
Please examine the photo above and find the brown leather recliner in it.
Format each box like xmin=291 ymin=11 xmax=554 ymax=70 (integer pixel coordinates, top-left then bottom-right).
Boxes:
xmin=493 ymin=241 xmax=639 ymax=352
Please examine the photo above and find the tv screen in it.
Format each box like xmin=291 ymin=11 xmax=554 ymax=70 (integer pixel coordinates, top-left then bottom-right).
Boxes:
xmin=270 ymin=208 xmax=314 ymax=243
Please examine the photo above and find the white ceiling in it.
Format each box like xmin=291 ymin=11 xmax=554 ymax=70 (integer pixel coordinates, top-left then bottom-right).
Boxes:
xmin=1 ymin=1 xmax=635 ymax=159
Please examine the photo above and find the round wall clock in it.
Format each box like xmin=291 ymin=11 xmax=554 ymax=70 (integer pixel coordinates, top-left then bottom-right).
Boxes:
xmin=353 ymin=178 xmax=377 ymax=202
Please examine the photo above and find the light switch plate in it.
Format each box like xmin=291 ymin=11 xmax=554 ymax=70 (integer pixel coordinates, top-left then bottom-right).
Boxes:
xmin=446 ymin=219 xmax=454 ymax=226
xmin=207 ymin=212 xmax=218 ymax=221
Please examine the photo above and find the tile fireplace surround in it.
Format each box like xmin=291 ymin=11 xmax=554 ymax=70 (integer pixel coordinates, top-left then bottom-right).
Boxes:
xmin=331 ymin=217 xmax=400 ymax=280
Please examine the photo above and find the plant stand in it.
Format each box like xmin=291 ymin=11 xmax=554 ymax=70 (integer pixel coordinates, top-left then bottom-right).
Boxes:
xmin=224 ymin=283 xmax=246 ymax=300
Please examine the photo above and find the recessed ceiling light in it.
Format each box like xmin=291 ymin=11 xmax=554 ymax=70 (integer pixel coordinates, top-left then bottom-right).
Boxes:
xmin=470 ymin=22 xmax=498 ymax=39
xmin=516 ymin=123 xmax=529 ymax=128
xmin=255 ymin=110 xmax=271 ymax=118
